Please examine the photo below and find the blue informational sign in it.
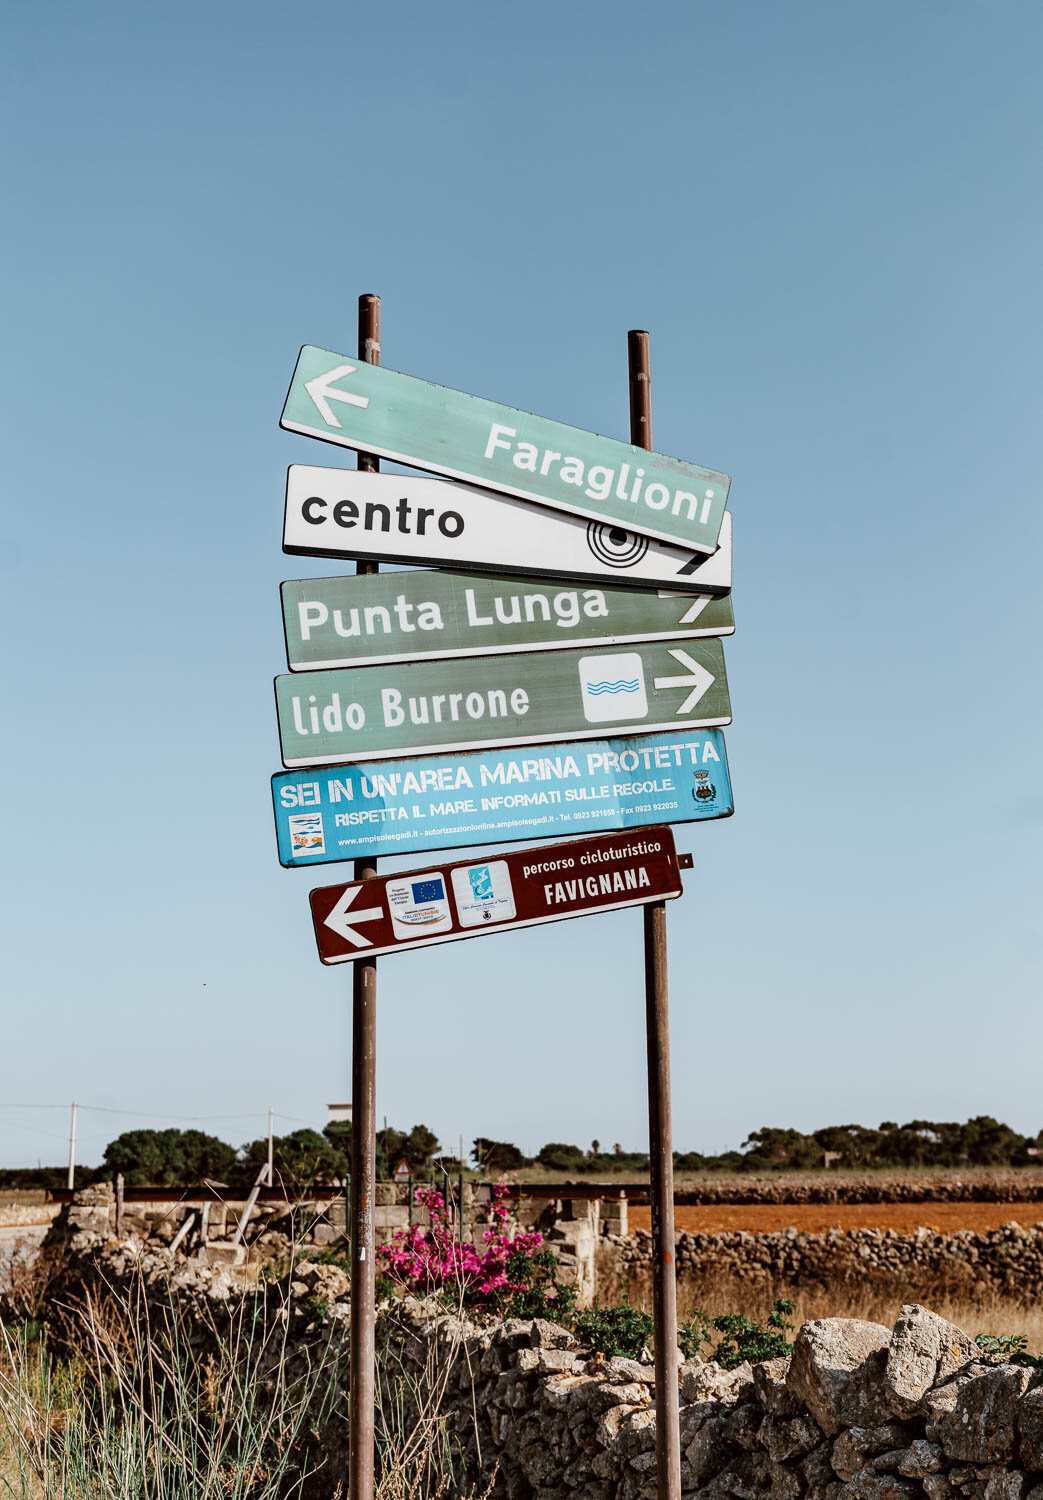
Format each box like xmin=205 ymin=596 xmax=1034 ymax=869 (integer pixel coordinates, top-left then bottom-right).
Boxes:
xmin=271 ymin=729 xmax=732 ymax=868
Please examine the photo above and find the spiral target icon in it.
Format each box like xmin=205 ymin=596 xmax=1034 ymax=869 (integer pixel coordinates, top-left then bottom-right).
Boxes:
xmin=585 ymin=522 xmax=650 ymax=569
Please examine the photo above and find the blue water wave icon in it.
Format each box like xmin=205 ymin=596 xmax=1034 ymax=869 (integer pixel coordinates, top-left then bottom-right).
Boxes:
xmin=584 ymin=678 xmax=641 ymax=695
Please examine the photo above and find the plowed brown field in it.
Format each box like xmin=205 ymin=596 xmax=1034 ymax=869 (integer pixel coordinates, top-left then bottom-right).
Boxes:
xmin=628 ymin=1203 xmax=1043 ymax=1235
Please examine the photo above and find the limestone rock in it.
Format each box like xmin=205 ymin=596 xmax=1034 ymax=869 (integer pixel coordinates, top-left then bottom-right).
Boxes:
xmin=603 ymin=1356 xmax=654 ymax=1385
xmin=494 ymin=1317 xmax=536 ymax=1349
xmin=898 ymin=1439 xmax=945 ymax=1476
xmin=1019 ymin=1386 xmax=1043 ymax=1471
xmin=872 ymin=1450 xmax=912 ymax=1475
xmin=923 ymin=1476 xmax=954 ymax=1500
xmin=723 ymin=1403 xmax=763 ymax=1450
xmin=679 ymin=1400 xmax=724 ymax=1445
xmin=832 ymin=1425 xmax=914 ymax=1480
xmin=680 ymin=1359 xmax=754 ymax=1405
xmin=802 ymin=1441 xmax=840 ymax=1500
xmin=711 ymin=1451 xmax=767 ymax=1500
xmin=596 ymin=1403 xmax=637 ymax=1447
xmin=529 ymin=1317 xmax=576 ymax=1349
xmin=838 ymin=1475 xmax=919 ymax=1500
xmin=535 ymin=1348 xmax=581 ymax=1375
xmin=755 ymin=1355 xmax=804 ymax=1417
xmin=764 ymin=1458 xmax=804 ymax=1500
xmin=760 ymin=1413 xmax=824 ymax=1463
xmin=685 ymin=1412 xmax=734 ymax=1482
xmin=984 ymin=1474 xmax=1027 ymax=1500
xmin=788 ymin=1320 xmax=894 ymax=1435
xmin=925 ymin=1365 xmax=999 ymax=1435
xmin=938 ymin=1366 xmax=1034 ymax=1464
xmin=886 ymin=1305 xmax=979 ymax=1417
xmin=589 ymin=1380 xmax=652 ymax=1414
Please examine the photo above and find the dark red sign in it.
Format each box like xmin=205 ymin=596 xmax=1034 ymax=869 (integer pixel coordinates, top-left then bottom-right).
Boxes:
xmin=309 ymin=826 xmax=682 ymax=965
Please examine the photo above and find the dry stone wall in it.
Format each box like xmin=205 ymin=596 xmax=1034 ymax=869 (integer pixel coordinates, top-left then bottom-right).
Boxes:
xmin=14 ymin=1210 xmax=1043 ymax=1500
xmin=605 ymin=1225 xmax=1043 ymax=1303
xmin=355 ymin=1298 xmax=1043 ymax=1500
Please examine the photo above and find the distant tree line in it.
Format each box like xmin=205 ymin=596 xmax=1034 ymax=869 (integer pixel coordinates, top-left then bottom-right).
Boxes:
xmin=2 ymin=1115 xmax=1037 ymax=1192
xmin=475 ymin=1115 xmax=1039 ymax=1175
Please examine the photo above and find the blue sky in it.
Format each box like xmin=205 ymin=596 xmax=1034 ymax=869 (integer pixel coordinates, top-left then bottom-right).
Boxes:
xmin=2 ymin=1 xmax=1041 ymax=1170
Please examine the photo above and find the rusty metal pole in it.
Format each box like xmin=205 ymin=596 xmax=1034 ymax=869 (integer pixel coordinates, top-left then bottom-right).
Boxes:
xmin=349 ymin=291 xmax=381 ymax=1500
xmin=629 ymin=329 xmax=681 ymax=1500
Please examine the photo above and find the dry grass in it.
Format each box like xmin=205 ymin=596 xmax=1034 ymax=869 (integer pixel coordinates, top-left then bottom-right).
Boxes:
xmin=615 ymin=1268 xmax=1043 ymax=1358
xmin=0 ymin=1253 xmax=493 ymax=1500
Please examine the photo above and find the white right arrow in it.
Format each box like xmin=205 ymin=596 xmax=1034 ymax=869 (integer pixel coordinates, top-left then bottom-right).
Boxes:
xmin=653 ymin=649 xmax=716 ymax=714
xmin=324 ymin=884 xmax=384 ymax=947
xmin=305 ymin=363 xmax=371 ymax=428
xmin=656 ymin=591 xmax=712 ymax=625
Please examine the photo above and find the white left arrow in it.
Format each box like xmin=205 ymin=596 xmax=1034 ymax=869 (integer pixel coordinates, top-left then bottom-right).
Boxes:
xmin=324 ymin=884 xmax=384 ymax=947
xmin=305 ymin=363 xmax=371 ymax=428
xmin=653 ymin=648 xmax=716 ymax=714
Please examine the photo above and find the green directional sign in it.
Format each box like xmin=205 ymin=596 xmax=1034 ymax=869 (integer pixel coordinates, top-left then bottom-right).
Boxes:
xmin=280 ymin=346 xmax=730 ymax=554
xmin=275 ymin=638 xmax=731 ymax=766
xmin=282 ymin=568 xmax=735 ymax=671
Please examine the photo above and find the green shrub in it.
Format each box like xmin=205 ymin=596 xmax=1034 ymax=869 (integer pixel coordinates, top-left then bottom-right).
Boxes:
xmin=496 ymin=1248 xmax=578 ymax=1323
xmin=680 ymin=1298 xmax=795 ymax=1369
xmin=574 ymin=1303 xmax=654 ymax=1359
xmin=975 ymin=1332 xmax=1040 ymax=1367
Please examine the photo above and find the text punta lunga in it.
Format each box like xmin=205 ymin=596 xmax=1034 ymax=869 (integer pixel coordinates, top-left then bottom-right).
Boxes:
xmin=296 ymin=585 xmax=612 ymax=641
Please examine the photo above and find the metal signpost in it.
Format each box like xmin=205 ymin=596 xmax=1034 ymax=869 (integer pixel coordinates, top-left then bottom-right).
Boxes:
xmin=630 ymin=330 xmax=682 ymax=1500
xmin=271 ymin=301 xmax=729 ymax=1500
xmin=281 ymin=566 xmax=733 ymax=671
xmin=280 ymin=345 xmax=730 ymax=553
xmin=275 ymin=637 xmax=730 ymax=766
xmin=348 ymin=296 xmax=379 ymax=1500
xmin=272 ymin=728 xmax=733 ymax=866
xmin=309 ymin=826 xmax=684 ymax=964
xmin=284 ymin=464 xmax=733 ymax=595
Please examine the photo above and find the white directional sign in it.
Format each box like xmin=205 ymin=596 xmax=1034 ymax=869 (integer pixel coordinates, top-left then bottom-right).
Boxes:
xmin=284 ymin=467 xmax=732 ymax=596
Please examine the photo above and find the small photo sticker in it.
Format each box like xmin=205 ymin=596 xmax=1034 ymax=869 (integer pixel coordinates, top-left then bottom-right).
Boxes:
xmin=288 ymin=812 xmax=325 ymax=857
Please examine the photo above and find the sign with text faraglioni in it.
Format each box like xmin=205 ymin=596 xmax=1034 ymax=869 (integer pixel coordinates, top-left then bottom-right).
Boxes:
xmin=280 ymin=347 xmax=730 ymax=553
xmin=283 ymin=466 xmax=733 ymax=596
xmin=309 ymin=825 xmax=683 ymax=964
xmin=272 ymin=728 xmax=732 ymax=867
xmin=282 ymin=566 xmax=734 ymax=671
xmin=274 ymin=638 xmax=731 ymax=766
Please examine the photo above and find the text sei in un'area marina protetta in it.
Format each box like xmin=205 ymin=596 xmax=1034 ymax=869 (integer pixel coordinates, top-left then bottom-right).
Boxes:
xmin=277 ymin=741 xmax=722 ymax=807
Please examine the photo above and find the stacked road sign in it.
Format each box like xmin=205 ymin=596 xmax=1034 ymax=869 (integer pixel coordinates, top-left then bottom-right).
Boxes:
xmin=271 ymin=341 xmax=734 ymax=962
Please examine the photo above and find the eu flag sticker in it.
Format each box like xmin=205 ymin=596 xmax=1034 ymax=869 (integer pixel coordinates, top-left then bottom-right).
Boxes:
xmin=386 ymin=872 xmax=452 ymax=940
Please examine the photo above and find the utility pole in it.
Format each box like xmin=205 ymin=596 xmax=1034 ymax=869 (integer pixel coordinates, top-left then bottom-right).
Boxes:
xmin=267 ymin=1107 xmax=274 ymax=1187
xmin=67 ymin=1101 xmax=77 ymax=1192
